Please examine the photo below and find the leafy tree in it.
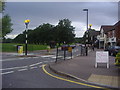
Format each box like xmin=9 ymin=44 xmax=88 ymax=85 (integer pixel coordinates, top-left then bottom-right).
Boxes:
xmin=0 ymin=1 xmax=5 ymax=13
xmin=2 ymin=14 xmax=13 ymax=38
xmin=56 ymin=19 xmax=75 ymax=45
xmin=1 ymin=2 xmax=13 ymax=40
xmin=13 ymin=19 xmax=76 ymax=45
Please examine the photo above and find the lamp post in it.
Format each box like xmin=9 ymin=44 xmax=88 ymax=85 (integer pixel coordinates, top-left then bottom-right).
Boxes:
xmin=83 ymin=9 xmax=88 ymax=56
xmin=24 ymin=19 xmax=30 ymax=55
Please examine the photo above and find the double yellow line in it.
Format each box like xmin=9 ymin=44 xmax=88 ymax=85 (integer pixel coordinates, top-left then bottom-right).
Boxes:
xmin=42 ymin=64 xmax=110 ymax=90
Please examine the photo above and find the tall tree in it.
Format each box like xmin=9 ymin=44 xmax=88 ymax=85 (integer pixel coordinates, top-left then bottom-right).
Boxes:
xmin=1 ymin=2 xmax=13 ymax=39
xmin=2 ymin=14 xmax=13 ymax=38
xmin=0 ymin=1 xmax=5 ymax=13
xmin=13 ymin=19 xmax=76 ymax=45
xmin=56 ymin=19 xmax=75 ymax=45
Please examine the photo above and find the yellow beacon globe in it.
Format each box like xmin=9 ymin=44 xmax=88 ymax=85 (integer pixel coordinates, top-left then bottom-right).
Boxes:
xmin=24 ymin=19 xmax=30 ymax=23
xmin=27 ymin=19 xmax=30 ymax=22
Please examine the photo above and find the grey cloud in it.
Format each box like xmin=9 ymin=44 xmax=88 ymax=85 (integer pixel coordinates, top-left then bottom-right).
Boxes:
xmin=4 ymin=2 xmax=118 ymax=38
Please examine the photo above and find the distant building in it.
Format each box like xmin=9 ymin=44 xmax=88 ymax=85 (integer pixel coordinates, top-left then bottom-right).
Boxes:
xmin=99 ymin=25 xmax=113 ymax=49
xmin=98 ymin=21 xmax=120 ymax=49
xmin=106 ymin=21 xmax=120 ymax=46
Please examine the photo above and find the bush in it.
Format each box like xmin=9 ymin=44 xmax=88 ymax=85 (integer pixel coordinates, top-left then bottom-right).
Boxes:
xmin=115 ymin=53 xmax=120 ymax=66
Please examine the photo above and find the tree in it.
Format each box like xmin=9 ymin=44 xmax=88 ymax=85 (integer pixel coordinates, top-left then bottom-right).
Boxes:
xmin=55 ymin=19 xmax=75 ymax=45
xmin=1 ymin=2 xmax=13 ymax=39
xmin=13 ymin=19 xmax=76 ymax=45
xmin=0 ymin=1 xmax=5 ymax=13
xmin=2 ymin=14 xmax=13 ymax=38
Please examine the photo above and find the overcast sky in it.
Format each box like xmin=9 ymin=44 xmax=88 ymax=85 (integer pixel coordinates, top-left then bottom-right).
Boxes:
xmin=4 ymin=2 xmax=118 ymax=39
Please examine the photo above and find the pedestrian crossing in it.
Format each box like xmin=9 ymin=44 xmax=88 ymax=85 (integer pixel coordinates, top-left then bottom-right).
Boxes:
xmin=40 ymin=55 xmax=72 ymax=60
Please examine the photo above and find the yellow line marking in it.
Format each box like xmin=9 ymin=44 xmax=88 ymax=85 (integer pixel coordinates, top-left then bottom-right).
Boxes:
xmin=42 ymin=64 xmax=111 ymax=90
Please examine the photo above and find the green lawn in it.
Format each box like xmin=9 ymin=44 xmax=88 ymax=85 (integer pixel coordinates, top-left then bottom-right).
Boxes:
xmin=2 ymin=43 xmax=48 ymax=52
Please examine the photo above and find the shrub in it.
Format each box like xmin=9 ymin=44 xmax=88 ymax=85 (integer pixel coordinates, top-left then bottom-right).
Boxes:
xmin=115 ymin=53 xmax=120 ymax=66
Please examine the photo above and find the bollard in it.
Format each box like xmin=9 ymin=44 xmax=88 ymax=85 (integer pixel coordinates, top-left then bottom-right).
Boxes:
xmin=47 ymin=46 xmax=50 ymax=53
xmin=55 ymin=46 xmax=58 ymax=63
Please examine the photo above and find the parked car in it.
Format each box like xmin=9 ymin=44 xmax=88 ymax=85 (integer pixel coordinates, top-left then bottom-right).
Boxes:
xmin=105 ymin=46 xmax=120 ymax=56
xmin=61 ymin=45 xmax=76 ymax=50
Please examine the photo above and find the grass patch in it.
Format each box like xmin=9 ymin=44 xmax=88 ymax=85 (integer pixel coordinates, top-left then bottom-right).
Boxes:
xmin=2 ymin=43 xmax=47 ymax=52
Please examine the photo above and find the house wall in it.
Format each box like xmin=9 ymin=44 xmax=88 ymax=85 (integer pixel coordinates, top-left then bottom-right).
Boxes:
xmin=115 ymin=23 xmax=120 ymax=46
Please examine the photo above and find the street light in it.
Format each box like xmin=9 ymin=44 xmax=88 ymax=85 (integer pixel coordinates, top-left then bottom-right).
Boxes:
xmin=83 ymin=9 xmax=88 ymax=56
xmin=24 ymin=19 xmax=30 ymax=55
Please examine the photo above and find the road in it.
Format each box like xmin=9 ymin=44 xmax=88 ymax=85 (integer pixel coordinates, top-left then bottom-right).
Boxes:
xmin=1 ymin=56 xmax=90 ymax=88
xmin=1 ymin=47 xmax=110 ymax=89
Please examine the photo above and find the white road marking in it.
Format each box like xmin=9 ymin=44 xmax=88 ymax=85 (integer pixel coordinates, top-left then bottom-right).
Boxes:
xmin=1 ymin=56 xmax=41 ymax=62
xmin=50 ymin=61 xmax=55 ymax=62
xmin=30 ymin=66 xmax=37 ymax=69
xmin=19 ymin=58 xmax=25 ymax=59
xmin=43 ymin=61 xmax=49 ymax=63
xmin=18 ymin=68 xmax=28 ymax=72
xmin=39 ymin=65 xmax=42 ymax=68
xmin=51 ymin=57 xmax=56 ymax=58
xmin=1 ymin=58 xmax=28 ymax=62
xmin=0 ymin=66 xmax=28 ymax=71
xmin=29 ymin=62 xmax=42 ymax=67
xmin=1 ymin=71 xmax=14 ymax=75
xmin=32 ymin=57 xmax=39 ymax=59
xmin=41 ymin=55 xmax=55 ymax=58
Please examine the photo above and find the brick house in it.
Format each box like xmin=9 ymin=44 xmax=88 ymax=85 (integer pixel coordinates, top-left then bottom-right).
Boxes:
xmin=106 ymin=21 xmax=120 ymax=46
xmin=98 ymin=25 xmax=113 ymax=49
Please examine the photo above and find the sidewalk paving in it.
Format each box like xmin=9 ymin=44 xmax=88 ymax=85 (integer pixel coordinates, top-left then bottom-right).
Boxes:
xmin=2 ymin=49 xmax=56 ymax=59
xmin=49 ymin=49 xmax=120 ymax=88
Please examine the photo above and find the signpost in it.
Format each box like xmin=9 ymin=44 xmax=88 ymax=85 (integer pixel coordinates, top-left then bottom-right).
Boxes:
xmin=24 ymin=19 xmax=30 ymax=55
xmin=95 ymin=51 xmax=109 ymax=68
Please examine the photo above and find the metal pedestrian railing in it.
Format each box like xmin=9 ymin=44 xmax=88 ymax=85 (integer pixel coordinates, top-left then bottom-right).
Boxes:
xmin=55 ymin=45 xmax=87 ymax=63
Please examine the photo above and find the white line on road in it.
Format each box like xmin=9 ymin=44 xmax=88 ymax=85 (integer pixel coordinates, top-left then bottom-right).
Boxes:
xmin=0 ymin=66 xmax=28 ymax=71
xmin=29 ymin=62 xmax=42 ymax=67
xmin=1 ymin=56 xmax=41 ymax=62
xmin=30 ymin=66 xmax=38 ymax=69
xmin=1 ymin=58 xmax=27 ymax=62
xmin=18 ymin=68 xmax=28 ymax=72
xmin=32 ymin=57 xmax=39 ymax=59
xmin=41 ymin=55 xmax=55 ymax=58
xmin=43 ymin=61 xmax=49 ymax=63
xmin=39 ymin=65 xmax=42 ymax=68
xmin=1 ymin=71 xmax=14 ymax=75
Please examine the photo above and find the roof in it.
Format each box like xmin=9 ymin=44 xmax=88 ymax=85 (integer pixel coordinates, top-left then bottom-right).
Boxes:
xmin=88 ymin=30 xmax=100 ymax=36
xmin=100 ymin=25 xmax=113 ymax=33
xmin=114 ymin=20 xmax=120 ymax=27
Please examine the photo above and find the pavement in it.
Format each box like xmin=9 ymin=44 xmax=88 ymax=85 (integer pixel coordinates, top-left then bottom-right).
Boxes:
xmin=49 ymin=48 xmax=120 ymax=88
xmin=2 ymin=49 xmax=56 ymax=59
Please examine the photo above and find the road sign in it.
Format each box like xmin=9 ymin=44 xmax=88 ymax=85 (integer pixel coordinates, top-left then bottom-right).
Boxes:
xmin=18 ymin=45 xmax=23 ymax=54
xmin=95 ymin=51 xmax=109 ymax=68
xmin=68 ymin=47 xmax=72 ymax=52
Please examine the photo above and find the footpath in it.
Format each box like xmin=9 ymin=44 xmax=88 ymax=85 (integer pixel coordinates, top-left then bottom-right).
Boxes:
xmin=49 ymin=49 xmax=120 ymax=88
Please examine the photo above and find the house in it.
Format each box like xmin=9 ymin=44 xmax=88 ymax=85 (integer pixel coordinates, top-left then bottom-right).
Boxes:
xmin=98 ymin=25 xmax=113 ymax=49
xmin=106 ymin=21 xmax=120 ymax=46
xmin=84 ymin=29 xmax=100 ymax=46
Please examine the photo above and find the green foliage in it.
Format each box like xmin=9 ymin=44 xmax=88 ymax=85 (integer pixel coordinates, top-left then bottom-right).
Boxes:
xmin=2 ymin=14 xmax=13 ymax=38
xmin=2 ymin=43 xmax=47 ymax=52
xmin=0 ymin=1 xmax=5 ymax=13
xmin=74 ymin=37 xmax=83 ymax=43
xmin=13 ymin=19 xmax=75 ymax=45
xmin=115 ymin=53 xmax=120 ymax=66
xmin=55 ymin=19 xmax=75 ymax=44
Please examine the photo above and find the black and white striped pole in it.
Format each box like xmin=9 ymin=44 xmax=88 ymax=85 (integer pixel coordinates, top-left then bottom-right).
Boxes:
xmin=24 ymin=19 xmax=30 ymax=55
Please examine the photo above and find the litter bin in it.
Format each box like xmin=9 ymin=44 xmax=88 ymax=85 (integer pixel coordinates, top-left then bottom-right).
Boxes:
xmin=17 ymin=45 xmax=23 ymax=54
